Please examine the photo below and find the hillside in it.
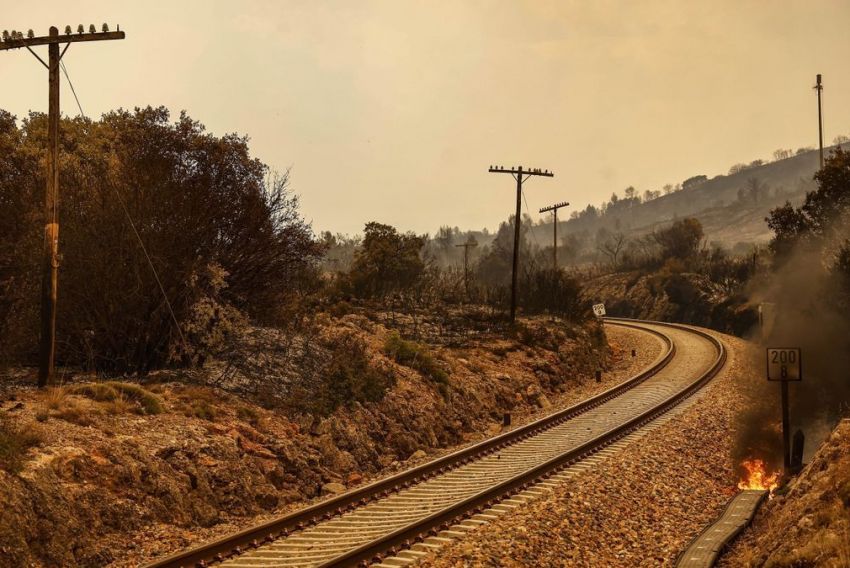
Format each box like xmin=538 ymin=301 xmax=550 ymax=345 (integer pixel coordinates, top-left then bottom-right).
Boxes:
xmin=0 ymin=314 xmax=648 ymax=567
xmin=579 ymin=271 xmax=756 ymax=336
xmin=530 ymin=143 xmax=848 ymax=251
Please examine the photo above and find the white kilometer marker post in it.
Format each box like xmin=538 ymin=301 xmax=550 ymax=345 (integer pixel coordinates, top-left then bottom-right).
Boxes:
xmin=766 ymin=347 xmax=802 ymax=470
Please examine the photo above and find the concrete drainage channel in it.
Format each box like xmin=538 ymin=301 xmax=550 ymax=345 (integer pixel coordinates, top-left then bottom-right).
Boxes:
xmin=145 ymin=319 xmax=725 ymax=568
xmin=675 ymin=490 xmax=768 ymax=568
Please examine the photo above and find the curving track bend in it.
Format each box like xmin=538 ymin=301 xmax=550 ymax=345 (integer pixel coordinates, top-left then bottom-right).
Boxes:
xmin=147 ymin=319 xmax=726 ymax=568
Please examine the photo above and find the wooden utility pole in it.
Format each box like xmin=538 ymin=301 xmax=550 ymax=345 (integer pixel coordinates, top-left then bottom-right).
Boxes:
xmin=455 ymin=239 xmax=478 ymax=296
xmin=539 ymin=201 xmax=569 ymax=270
xmin=814 ymin=74 xmax=824 ymax=169
xmin=1 ymin=24 xmax=125 ymax=387
xmin=488 ymin=165 xmax=554 ymax=322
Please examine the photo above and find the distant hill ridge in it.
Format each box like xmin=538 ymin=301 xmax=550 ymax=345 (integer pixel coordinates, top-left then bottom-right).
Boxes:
xmin=530 ymin=143 xmax=848 ymax=249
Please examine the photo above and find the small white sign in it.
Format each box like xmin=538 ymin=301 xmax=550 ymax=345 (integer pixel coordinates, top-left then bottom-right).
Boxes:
xmin=767 ymin=348 xmax=802 ymax=381
xmin=592 ymin=303 xmax=606 ymax=317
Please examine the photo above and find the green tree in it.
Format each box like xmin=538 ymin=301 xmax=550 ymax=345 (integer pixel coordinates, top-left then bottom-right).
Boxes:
xmin=347 ymin=222 xmax=426 ymax=297
xmin=653 ymin=218 xmax=704 ymax=260
xmin=0 ymin=107 xmax=322 ymax=372
xmin=767 ymin=148 xmax=850 ymax=261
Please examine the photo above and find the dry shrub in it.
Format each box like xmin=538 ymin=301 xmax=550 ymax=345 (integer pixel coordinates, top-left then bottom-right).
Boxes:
xmin=44 ymin=387 xmax=68 ymax=410
xmin=383 ymin=332 xmax=449 ymax=391
xmin=212 ymin=323 xmax=394 ymax=416
xmin=53 ymin=399 xmax=94 ymax=426
xmin=68 ymin=382 xmax=163 ymax=415
xmin=295 ymin=332 xmax=395 ymax=416
xmin=174 ymin=385 xmax=222 ymax=421
xmin=102 ymin=394 xmax=133 ymax=416
xmin=236 ymin=405 xmax=260 ymax=425
xmin=0 ymin=415 xmax=43 ymax=473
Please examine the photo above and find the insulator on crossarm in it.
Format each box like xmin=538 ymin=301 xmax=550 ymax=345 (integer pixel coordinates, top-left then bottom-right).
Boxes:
xmin=27 ymin=29 xmax=34 ymax=38
xmin=65 ymin=25 xmax=72 ymax=35
xmin=77 ymin=24 xmax=84 ymax=34
xmin=102 ymin=23 xmax=109 ymax=32
xmin=89 ymin=24 xmax=96 ymax=33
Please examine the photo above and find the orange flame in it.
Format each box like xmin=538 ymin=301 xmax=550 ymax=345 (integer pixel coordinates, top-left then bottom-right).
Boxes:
xmin=737 ymin=459 xmax=780 ymax=492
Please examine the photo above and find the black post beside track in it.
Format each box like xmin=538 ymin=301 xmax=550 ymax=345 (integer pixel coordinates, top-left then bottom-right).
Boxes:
xmin=145 ymin=319 xmax=697 ymax=568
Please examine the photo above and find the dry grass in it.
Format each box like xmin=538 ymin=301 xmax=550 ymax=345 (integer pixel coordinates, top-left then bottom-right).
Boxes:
xmin=54 ymin=398 xmax=95 ymax=426
xmin=236 ymin=405 xmax=260 ymax=425
xmin=68 ymin=382 xmax=163 ymax=415
xmin=383 ymin=332 xmax=449 ymax=386
xmin=38 ymin=386 xmax=95 ymax=425
xmin=102 ymin=393 xmax=134 ymax=416
xmin=0 ymin=415 xmax=43 ymax=473
xmin=182 ymin=400 xmax=217 ymax=421
xmin=838 ymin=525 xmax=850 ymax=568
xmin=174 ymin=385 xmax=220 ymax=421
xmin=109 ymin=382 xmax=164 ymax=415
xmin=44 ymin=387 xmax=68 ymax=410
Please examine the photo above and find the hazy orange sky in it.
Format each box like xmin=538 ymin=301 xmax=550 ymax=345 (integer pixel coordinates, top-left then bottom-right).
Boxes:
xmin=2 ymin=1 xmax=849 ymax=235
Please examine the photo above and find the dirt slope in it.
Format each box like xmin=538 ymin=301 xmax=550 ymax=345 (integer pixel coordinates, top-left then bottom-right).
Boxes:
xmin=581 ymin=271 xmax=756 ymax=336
xmin=0 ymin=317 xmax=651 ymax=567
xmin=719 ymin=419 xmax=850 ymax=568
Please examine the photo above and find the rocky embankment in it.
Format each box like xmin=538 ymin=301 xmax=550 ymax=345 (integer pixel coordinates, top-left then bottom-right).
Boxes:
xmin=581 ymin=271 xmax=757 ymax=336
xmin=719 ymin=419 xmax=850 ymax=567
xmin=421 ymin=331 xmax=754 ymax=568
xmin=0 ymin=317 xmax=651 ymax=567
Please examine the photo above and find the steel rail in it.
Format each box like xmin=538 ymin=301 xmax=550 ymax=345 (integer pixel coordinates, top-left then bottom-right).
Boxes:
xmin=320 ymin=319 xmax=726 ymax=567
xmin=144 ymin=320 xmax=679 ymax=568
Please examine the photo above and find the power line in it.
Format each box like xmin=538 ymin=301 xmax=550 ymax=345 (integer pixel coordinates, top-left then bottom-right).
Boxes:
xmin=107 ymin=178 xmax=189 ymax=351
xmin=521 ymin=188 xmax=542 ymax=251
xmin=59 ymin=59 xmax=84 ymax=117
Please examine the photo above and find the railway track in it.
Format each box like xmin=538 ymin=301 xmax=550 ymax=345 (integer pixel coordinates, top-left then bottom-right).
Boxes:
xmin=147 ymin=318 xmax=726 ymax=568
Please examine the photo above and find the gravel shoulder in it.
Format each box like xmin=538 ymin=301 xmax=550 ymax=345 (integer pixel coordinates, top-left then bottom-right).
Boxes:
xmin=420 ymin=329 xmax=754 ymax=568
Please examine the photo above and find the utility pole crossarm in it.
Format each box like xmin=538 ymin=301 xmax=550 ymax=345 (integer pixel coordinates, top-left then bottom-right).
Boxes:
xmin=488 ymin=164 xmax=554 ymax=322
xmin=0 ymin=28 xmax=124 ymax=51
xmin=488 ymin=165 xmax=554 ymax=178
xmin=539 ymin=201 xmax=570 ymax=271
xmin=539 ymin=201 xmax=569 ymax=214
xmin=2 ymin=23 xmax=125 ymax=387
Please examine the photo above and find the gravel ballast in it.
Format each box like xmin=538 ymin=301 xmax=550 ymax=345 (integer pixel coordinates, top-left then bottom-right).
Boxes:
xmin=421 ymin=330 xmax=753 ymax=568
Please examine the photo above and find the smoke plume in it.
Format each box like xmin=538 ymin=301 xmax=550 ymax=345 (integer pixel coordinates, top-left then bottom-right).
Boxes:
xmin=733 ymin=234 xmax=850 ymax=469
